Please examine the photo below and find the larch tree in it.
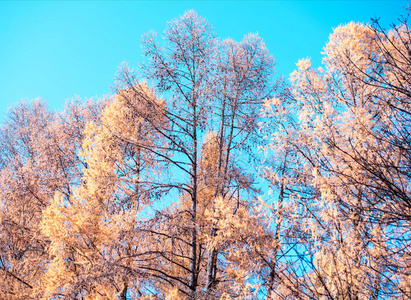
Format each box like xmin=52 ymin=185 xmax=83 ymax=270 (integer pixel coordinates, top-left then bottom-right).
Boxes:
xmin=0 ymin=101 xmax=54 ymax=299
xmin=204 ymin=32 xmax=276 ymax=296
xmin=115 ymin=10 xmax=276 ymax=298
xmin=263 ymin=11 xmax=411 ymax=299
xmin=0 ymin=98 xmax=106 ymax=299
xmin=40 ymin=85 xmax=166 ymax=299
xmin=114 ymin=11 xmax=216 ymax=297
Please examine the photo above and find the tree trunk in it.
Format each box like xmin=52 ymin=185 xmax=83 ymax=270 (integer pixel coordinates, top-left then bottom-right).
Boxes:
xmin=189 ymin=100 xmax=198 ymax=296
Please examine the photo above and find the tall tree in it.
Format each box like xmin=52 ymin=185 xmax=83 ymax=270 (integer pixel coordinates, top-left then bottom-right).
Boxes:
xmin=116 ymin=10 xmax=276 ymax=298
xmin=41 ymin=86 xmax=166 ymax=299
xmin=263 ymin=12 xmax=411 ymax=299
xmin=0 ymin=98 xmax=106 ymax=299
xmin=138 ymin=10 xmax=215 ymax=296
xmin=204 ymin=33 xmax=276 ymax=295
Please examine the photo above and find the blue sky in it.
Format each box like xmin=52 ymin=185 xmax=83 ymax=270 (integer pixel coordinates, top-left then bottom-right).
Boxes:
xmin=0 ymin=1 xmax=408 ymax=120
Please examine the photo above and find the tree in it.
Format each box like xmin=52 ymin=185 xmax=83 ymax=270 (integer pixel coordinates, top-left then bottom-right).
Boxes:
xmin=0 ymin=98 xmax=106 ymax=299
xmin=263 ymin=12 xmax=411 ymax=299
xmin=115 ymin=10 xmax=276 ymax=298
xmin=40 ymin=85 xmax=166 ymax=299
xmin=204 ymin=32 xmax=276 ymax=295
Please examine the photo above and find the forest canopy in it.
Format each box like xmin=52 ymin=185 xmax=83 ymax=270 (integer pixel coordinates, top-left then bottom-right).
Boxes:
xmin=1 ymin=8 xmax=411 ymax=300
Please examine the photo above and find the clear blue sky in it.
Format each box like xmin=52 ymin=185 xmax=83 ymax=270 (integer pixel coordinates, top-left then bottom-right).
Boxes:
xmin=0 ymin=1 xmax=408 ymax=120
